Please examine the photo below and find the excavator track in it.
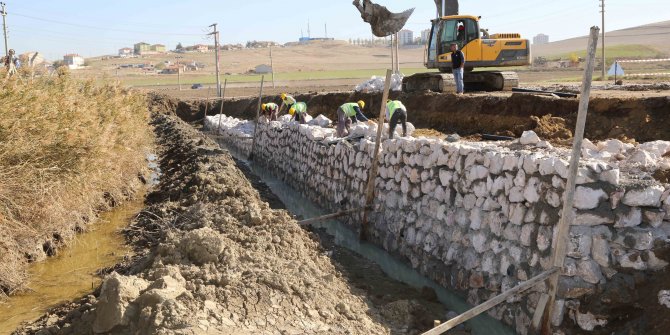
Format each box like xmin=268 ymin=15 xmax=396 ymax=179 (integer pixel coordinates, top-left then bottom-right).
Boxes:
xmin=402 ymin=71 xmax=519 ymax=93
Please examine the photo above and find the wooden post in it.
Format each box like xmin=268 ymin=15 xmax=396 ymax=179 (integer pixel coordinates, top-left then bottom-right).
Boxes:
xmin=249 ymin=76 xmax=265 ymax=161
xmin=360 ymin=69 xmax=393 ymax=240
xmin=395 ymin=32 xmax=400 ymax=74
xmin=421 ymin=268 xmax=559 ymax=335
xmin=539 ymin=26 xmax=600 ymax=335
xmin=217 ymin=78 xmax=228 ymax=133
xmin=297 ymin=206 xmax=370 ymax=226
xmin=390 ymin=35 xmax=395 ymax=73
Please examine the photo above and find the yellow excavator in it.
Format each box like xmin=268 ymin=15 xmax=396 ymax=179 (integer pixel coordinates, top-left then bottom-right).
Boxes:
xmin=353 ymin=0 xmax=531 ymax=92
xmin=403 ymin=14 xmax=531 ymax=92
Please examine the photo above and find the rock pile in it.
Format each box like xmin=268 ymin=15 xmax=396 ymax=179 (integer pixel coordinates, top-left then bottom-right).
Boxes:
xmin=355 ymin=73 xmax=404 ymax=92
xmin=207 ymin=114 xmax=670 ymax=334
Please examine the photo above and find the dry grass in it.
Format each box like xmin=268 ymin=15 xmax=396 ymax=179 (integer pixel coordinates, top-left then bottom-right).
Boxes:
xmin=0 ymin=69 xmax=153 ymax=294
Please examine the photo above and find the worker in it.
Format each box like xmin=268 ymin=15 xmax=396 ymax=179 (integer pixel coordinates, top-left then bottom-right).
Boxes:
xmin=289 ymin=102 xmax=308 ymax=124
xmin=386 ymin=99 xmax=407 ymax=139
xmin=4 ymin=49 xmax=20 ymax=77
xmin=450 ymin=43 xmax=465 ymax=94
xmin=336 ymin=100 xmax=368 ymax=137
xmin=261 ymin=103 xmax=279 ymax=121
xmin=280 ymin=93 xmax=296 ymax=114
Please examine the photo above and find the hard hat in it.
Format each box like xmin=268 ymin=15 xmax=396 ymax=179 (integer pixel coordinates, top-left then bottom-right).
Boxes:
xmin=8 ymin=49 xmax=14 ymax=54
xmin=261 ymin=103 xmax=267 ymax=110
xmin=357 ymin=100 xmax=365 ymax=109
xmin=281 ymin=93 xmax=287 ymax=100
xmin=387 ymin=99 xmax=392 ymax=104
xmin=289 ymin=107 xmax=296 ymax=115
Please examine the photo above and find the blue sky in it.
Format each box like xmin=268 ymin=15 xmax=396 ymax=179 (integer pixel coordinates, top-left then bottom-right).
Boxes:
xmin=4 ymin=0 xmax=669 ymax=60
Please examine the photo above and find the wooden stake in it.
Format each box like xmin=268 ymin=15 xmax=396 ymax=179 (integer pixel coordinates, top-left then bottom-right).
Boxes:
xmin=360 ymin=69 xmax=392 ymax=240
xmin=540 ymin=26 xmax=600 ymax=335
xmin=249 ymin=76 xmax=265 ymax=161
xmin=297 ymin=206 xmax=370 ymax=226
xmin=421 ymin=268 xmax=559 ymax=335
xmin=217 ymin=78 xmax=228 ymax=133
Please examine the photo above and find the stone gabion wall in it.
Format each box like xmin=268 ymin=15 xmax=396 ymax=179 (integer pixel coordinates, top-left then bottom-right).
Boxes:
xmin=206 ymin=115 xmax=670 ymax=334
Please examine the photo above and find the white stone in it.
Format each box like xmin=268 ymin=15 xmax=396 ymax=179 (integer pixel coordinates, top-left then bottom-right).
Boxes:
xmin=622 ymin=185 xmax=664 ymax=207
xmin=591 ymin=236 xmax=611 ymax=268
xmin=577 ymin=259 xmax=604 ymax=284
xmin=552 ymin=175 xmax=565 ymax=189
xmin=438 ymin=170 xmax=452 ymax=187
xmin=599 ymin=168 xmax=620 ymax=186
xmin=598 ymin=139 xmax=626 ymax=155
xmin=523 ymin=177 xmax=541 ymax=203
xmin=628 ymin=149 xmax=657 ymax=168
xmin=509 ymin=203 xmax=526 ymax=225
xmin=514 ymin=170 xmax=526 ymax=187
xmin=615 ymin=208 xmax=642 ymax=228
xmin=659 ymin=290 xmax=670 ymax=308
xmin=574 ymin=311 xmax=608 ymax=331
xmin=546 ymin=190 xmax=561 ymax=208
xmin=554 ymin=159 xmax=570 ymax=179
xmin=539 ymin=157 xmax=556 ymax=176
xmin=502 ymin=155 xmax=518 ymax=171
xmin=509 ymin=186 xmax=525 ymax=203
xmin=472 ymin=232 xmax=488 ymax=253
xmin=469 ymin=165 xmax=489 ymax=180
xmin=523 ymin=155 xmax=539 ymax=174
xmin=574 ymin=187 xmax=608 ymax=210
xmin=520 ymin=130 xmax=541 ymax=145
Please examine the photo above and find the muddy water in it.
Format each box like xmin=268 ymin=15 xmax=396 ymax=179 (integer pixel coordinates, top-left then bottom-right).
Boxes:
xmin=0 ymin=196 xmax=145 ymax=334
xmin=230 ymin=151 xmax=516 ymax=335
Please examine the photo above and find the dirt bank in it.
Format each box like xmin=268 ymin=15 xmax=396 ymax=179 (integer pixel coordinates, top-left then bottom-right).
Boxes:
xmin=173 ymin=91 xmax=670 ymax=144
xmin=15 ymin=112 xmax=462 ymax=335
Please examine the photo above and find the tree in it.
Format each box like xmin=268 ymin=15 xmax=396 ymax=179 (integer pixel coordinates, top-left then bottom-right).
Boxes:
xmin=176 ymin=42 xmax=183 ymax=51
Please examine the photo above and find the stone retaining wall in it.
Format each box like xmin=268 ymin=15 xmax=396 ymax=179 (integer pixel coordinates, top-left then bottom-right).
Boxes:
xmin=206 ymin=115 xmax=670 ymax=334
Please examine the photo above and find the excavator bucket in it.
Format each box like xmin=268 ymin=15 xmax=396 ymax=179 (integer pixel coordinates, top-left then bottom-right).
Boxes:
xmin=352 ymin=0 xmax=414 ymax=37
xmin=435 ymin=0 xmax=459 ymax=17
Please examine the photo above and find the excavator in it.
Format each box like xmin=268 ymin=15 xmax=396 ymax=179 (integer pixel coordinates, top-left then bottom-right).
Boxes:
xmin=354 ymin=0 xmax=531 ymax=92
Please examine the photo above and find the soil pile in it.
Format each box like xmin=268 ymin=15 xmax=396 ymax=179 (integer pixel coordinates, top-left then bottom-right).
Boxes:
xmin=17 ymin=113 xmax=400 ymax=334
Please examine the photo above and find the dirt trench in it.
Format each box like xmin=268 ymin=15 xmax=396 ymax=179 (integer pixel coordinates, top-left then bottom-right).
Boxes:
xmin=174 ymin=91 xmax=670 ymax=144
xmin=15 ymin=111 xmax=462 ymax=335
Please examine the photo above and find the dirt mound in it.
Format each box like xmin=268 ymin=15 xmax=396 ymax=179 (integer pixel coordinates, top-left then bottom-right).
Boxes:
xmin=16 ymin=113 xmax=399 ymax=334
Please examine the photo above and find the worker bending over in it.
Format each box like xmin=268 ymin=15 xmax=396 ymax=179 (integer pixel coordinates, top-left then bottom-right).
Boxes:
xmin=261 ymin=103 xmax=279 ymax=121
xmin=289 ymin=102 xmax=308 ymax=124
xmin=336 ymin=100 xmax=368 ymax=137
xmin=386 ymin=99 xmax=407 ymax=139
xmin=280 ymin=93 xmax=296 ymax=114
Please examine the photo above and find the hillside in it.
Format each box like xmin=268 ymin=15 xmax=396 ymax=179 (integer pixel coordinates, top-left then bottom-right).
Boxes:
xmin=532 ymin=20 xmax=670 ymax=59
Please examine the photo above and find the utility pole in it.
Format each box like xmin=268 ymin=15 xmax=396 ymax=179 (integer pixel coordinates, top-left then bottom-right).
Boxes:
xmin=175 ymin=56 xmax=183 ymax=91
xmin=599 ymin=0 xmax=605 ymax=80
xmin=1 ymin=2 xmax=8 ymax=58
xmin=269 ymin=45 xmax=275 ymax=88
xmin=209 ymin=23 xmax=222 ymax=97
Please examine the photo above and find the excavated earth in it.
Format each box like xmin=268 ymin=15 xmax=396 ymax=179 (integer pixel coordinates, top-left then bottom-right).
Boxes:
xmin=13 ymin=111 xmax=464 ymax=335
xmin=173 ymin=90 xmax=670 ymax=144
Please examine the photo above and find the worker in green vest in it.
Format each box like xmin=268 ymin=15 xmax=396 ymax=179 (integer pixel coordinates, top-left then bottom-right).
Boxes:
xmin=336 ymin=100 xmax=368 ymax=137
xmin=289 ymin=102 xmax=308 ymax=124
xmin=261 ymin=102 xmax=279 ymax=121
xmin=386 ymin=99 xmax=408 ymax=139
xmin=280 ymin=93 xmax=296 ymax=114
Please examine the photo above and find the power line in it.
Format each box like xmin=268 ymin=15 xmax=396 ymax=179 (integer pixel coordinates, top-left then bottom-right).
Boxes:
xmin=12 ymin=12 xmax=205 ymax=36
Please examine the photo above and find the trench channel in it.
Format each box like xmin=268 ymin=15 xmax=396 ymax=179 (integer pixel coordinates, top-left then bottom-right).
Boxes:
xmin=223 ymin=144 xmax=516 ymax=335
xmin=0 ymin=156 xmax=159 ymax=334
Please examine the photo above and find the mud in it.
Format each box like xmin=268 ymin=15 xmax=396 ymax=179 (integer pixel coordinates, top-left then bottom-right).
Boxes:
xmin=14 ymin=112 xmax=467 ymax=335
xmin=169 ymin=90 xmax=670 ymax=144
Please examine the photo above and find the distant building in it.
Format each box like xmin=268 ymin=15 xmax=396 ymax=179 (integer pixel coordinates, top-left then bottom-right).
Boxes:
xmin=398 ymin=29 xmax=414 ymax=45
xmin=63 ymin=54 xmax=85 ymax=69
xmin=118 ymin=47 xmax=133 ymax=57
xmin=254 ymin=64 xmax=272 ymax=74
xmin=194 ymin=44 xmax=209 ymax=52
xmin=298 ymin=37 xmax=335 ymax=44
xmin=533 ymin=34 xmax=549 ymax=45
xmin=420 ymin=29 xmax=431 ymax=43
xmin=151 ymin=44 xmax=166 ymax=53
xmin=134 ymin=42 xmax=151 ymax=55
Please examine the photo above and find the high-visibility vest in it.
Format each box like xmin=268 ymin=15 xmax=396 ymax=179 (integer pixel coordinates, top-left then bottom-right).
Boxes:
xmin=340 ymin=102 xmax=359 ymax=117
xmin=265 ymin=103 xmax=278 ymax=111
xmin=387 ymin=100 xmax=406 ymax=119
xmin=293 ymin=102 xmax=307 ymax=114
xmin=283 ymin=95 xmax=296 ymax=105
